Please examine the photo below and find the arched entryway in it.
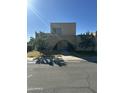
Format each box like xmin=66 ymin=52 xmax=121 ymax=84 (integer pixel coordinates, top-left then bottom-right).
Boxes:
xmin=53 ymin=40 xmax=75 ymax=51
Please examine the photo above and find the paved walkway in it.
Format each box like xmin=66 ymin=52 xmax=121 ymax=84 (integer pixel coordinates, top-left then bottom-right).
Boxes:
xmin=61 ymin=55 xmax=87 ymax=62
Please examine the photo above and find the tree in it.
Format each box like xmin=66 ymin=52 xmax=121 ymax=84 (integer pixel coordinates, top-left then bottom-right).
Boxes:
xmin=27 ymin=31 xmax=49 ymax=52
xmin=34 ymin=32 xmax=48 ymax=51
xmin=79 ymin=32 xmax=96 ymax=49
xmin=27 ymin=37 xmax=35 ymax=50
xmin=27 ymin=44 xmax=33 ymax=52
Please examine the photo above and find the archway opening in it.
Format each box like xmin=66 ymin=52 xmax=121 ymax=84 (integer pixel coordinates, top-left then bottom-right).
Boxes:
xmin=53 ymin=40 xmax=75 ymax=52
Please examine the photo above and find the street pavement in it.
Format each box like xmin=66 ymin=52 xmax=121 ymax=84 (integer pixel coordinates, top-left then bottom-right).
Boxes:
xmin=27 ymin=60 xmax=97 ymax=93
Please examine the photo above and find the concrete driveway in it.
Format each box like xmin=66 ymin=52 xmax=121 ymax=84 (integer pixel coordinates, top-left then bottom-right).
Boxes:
xmin=27 ymin=60 xmax=97 ymax=93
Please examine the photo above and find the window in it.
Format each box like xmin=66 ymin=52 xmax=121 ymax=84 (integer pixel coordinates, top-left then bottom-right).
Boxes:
xmin=52 ymin=28 xmax=62 ymax=34
xmin=56 ymin=28 xmax=61 ymax=34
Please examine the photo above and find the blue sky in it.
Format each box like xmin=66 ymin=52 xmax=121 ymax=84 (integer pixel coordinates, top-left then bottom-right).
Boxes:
xmin=27 ymin=0 xmax=97 ymax=39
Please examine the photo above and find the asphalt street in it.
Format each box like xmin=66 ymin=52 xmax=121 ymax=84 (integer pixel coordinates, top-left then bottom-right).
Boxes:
xmin=27 ymin=61 xmax=97 ymax=93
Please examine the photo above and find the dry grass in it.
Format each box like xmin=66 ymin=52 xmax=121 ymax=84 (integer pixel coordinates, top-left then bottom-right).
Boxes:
xmin=27 ymin=51 xmax=43 ymax=58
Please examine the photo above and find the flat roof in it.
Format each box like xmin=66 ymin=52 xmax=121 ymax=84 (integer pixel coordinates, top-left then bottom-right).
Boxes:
xmin=51 ymin=22 xmax=76 ymax=24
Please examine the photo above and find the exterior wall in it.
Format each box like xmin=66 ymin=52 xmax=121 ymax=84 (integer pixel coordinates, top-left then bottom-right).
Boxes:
xmin=51 ymin=23 xmax=76 ymax=35
xmin=49 ymin=23 xmax=76 ymax=49
xmin=46 ymin=34 xmax=76 ymax=49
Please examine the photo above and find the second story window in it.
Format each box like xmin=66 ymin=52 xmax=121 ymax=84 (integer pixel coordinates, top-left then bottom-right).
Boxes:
xmin=52 ymin=28 xmax=62 ymax=34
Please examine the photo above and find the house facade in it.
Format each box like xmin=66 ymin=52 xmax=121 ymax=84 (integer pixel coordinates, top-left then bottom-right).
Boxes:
xmin=35 ymin=23 xmax=97 ymax=51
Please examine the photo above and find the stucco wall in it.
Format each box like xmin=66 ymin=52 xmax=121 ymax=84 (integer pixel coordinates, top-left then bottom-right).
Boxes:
xmin=51 ymin=23 xmax=76 ymax=35
xmin=46 ymin=34 xmax=76 ymax=49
